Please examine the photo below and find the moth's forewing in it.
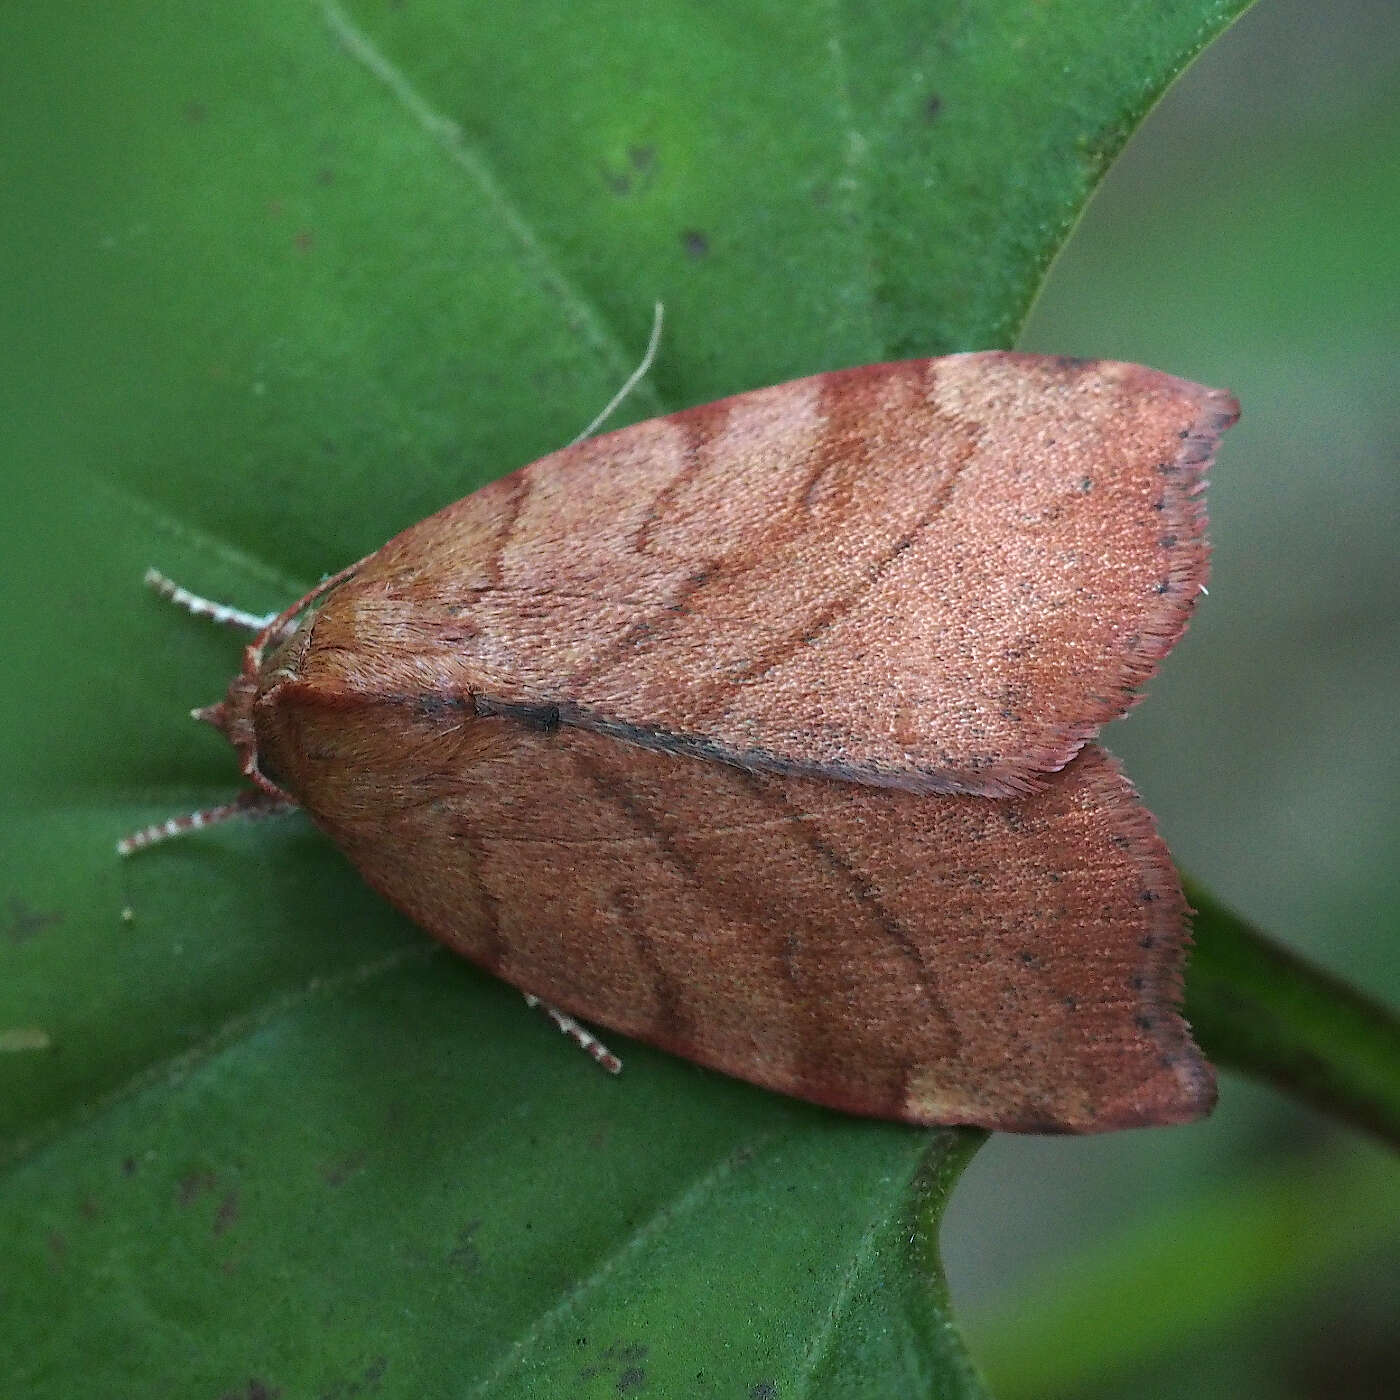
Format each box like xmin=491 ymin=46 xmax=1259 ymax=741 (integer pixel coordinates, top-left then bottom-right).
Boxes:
xmin=293 ymin=353 xmax=1236 ymax=796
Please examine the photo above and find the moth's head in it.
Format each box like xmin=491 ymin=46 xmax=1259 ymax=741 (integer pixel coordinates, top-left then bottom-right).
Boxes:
xmin=192 ymin=626 xmax=302 ymax=805
xmin=193 ymin=670 xmax=259 ymax=772
xmin=116 ymin=567 xmax=345 ymax=857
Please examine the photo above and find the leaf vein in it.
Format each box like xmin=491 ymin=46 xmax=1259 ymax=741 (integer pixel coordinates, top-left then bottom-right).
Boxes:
xmin=0 ymin=943 xmax=439 ymax=1174
xmin=467 ymin=1128 xmax=794 ymax=1397
xmin=318 ymin=0 xmax=664 ymax=415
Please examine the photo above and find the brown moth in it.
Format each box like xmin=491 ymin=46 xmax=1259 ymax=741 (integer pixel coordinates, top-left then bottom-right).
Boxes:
xmin=122 ymin=352 xmax=1237 ymax=1133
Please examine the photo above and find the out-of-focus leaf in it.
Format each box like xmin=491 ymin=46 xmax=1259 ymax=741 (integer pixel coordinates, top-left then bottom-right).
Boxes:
xmin=970 ymin=1143 xmax=1400 ymax=1399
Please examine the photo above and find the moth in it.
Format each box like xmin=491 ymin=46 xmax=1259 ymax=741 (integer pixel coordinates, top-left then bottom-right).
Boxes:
xmin=123 ymin=351 xmax=1237 ymax=1132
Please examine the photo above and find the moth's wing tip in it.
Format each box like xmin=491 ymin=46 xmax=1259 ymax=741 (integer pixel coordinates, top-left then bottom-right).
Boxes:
xmin=1094 ymin=1049 xmax=1219 ymax=1131
xmin=1013 ymin=367 xmax=1240 ymax=754
xmin=896 ymin=1051 xmax=1217 ymax=1133
xmin=898 ymin=1037 xmax=1218 ymax=1133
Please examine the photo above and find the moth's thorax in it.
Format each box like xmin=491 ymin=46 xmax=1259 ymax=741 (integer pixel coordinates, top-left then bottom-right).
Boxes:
xmin=230 ymin=578 xmax=502 ymax=819
xmin=246 ymin=607 xmax=326 ymax=801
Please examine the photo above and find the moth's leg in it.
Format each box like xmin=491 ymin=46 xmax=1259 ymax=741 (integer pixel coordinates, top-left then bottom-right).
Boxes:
xmin=142 ymin=568 xmax=279 ymax=636
xmin=523 ymin=994 xmax=623 ymax=1074
xmin=117 ymin=789 xmax=295 ymax=856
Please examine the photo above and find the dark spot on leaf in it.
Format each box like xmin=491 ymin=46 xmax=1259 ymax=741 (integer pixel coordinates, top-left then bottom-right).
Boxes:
xmin=294 ymin=229 xmax=315 ymax=253
xmin=1159 ymin=533 xmax=1178 ymax=550
xmin=320 ymin=1152 xmax=366 ymax=1187
xmin=449 ymin=1221 xmax=483 ymax=1274
xmin=617 ymin=1367 xmax=647 ymax=1395
xmin=213 ymin=1190 xmax=240 ymax=1235
xmin=318 ymin=1358 xmax=387 ymax=1399
xmin=122 ymin=1156 xmax=138 ymax=1176
xmin=1079 ymin=476 xmax=1094 ymax=493
xmin=218 ymin=1382 xmax=281 ymax=1400
xmin=601 ymin=147 xmax=657 ymax=198
xmin=1141 ymin=889 xmax=1160 ymax=903
xmin=681 ymin=229 xmax=709 ymax=259
xmin=316 ymin=167 xmax=335 ymax=185
xmin=4 ymin=897 xmax=62 ymax=943
xmin=923 ymin=93 xmax=943 ymax=121
xmin=183 ymin=100 xmax=206 ymax=124
xmin=178 ymin=1168 xmax=217 ymax=1206
xmin=751 ymin=1383 xmax=779 ymax=1400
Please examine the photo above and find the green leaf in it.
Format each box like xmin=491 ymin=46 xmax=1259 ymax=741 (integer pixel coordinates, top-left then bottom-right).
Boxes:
xmin=4 ymin=945 xmax=987 ymax=1397
xmin=3 ymin=0 xmax=1255 ymax=1394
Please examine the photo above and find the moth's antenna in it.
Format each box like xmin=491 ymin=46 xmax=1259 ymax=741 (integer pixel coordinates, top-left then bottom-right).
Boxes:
xmin=116 ymin=790 xmax=294 ymax=857
xmin=568 ymin=301 xmax=665 ymax=447
xmin=143 ymin=568 xmax=278 ymax=636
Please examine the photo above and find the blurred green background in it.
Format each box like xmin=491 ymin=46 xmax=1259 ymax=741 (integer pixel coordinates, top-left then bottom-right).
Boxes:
xmin=951 ymin=1 xmax=1400 ymax=1395
xmin=2 ymin=0 xmax=1396 ymax=1396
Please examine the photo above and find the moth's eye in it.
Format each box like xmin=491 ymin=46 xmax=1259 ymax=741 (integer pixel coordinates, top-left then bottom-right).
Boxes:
xmin=260 ymin=607 xmax=317 ymax=674
xmin=256 ymin=747 xmax=288 ymax=791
